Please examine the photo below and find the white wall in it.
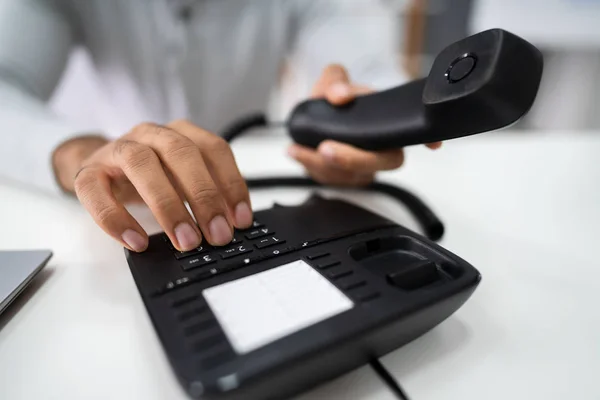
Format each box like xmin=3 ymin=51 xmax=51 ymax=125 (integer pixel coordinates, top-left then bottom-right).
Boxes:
xmin=49 ymin=48 xmax=134 ymax=138
xmin=471 ymin=0 xmax=600 ymax=130
xmin=51 ymin=1 xmax=600 ymax=134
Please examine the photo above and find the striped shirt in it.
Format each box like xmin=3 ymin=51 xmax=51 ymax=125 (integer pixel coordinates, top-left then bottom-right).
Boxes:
xmin=0 ymin=0 xmax=405 ymax=193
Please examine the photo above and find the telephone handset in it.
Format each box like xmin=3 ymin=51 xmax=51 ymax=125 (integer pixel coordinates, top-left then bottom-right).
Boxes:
xmin=220 ymin=28 xmax=544 ymax=241
xmin=287 ymin=29 xmax=543 ymax=150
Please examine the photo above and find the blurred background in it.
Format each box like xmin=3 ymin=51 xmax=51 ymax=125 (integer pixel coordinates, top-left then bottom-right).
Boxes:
xmin=49 ymin=0 xmax=600 ymax=134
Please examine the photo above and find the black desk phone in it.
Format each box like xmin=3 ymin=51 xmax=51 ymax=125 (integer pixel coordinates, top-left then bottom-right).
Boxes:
xmin=126 ymin=29 xmax=543 ymax=400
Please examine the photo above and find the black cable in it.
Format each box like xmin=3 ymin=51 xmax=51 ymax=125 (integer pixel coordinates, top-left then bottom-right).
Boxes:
xmin=369 ymin=359 xmax=412 ymax=400
xmin=245 ymin=177 xmax=444 ymax=241
xmin=221 ymin=112 xmax=270 ymax=142
xmin=369 ymin=181 xmax=444 ymax=241
xmin=222 ymin=112 xmax=445 ymax=242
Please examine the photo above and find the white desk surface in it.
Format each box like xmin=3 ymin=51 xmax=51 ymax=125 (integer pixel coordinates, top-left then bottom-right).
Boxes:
xmin=1 ymin=130 xmax=599 ymax=399
xmin=377 ymin=130 xmax=600 ymax=400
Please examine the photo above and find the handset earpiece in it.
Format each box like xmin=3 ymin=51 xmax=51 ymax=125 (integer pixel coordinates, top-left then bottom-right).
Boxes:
xmin=287 ymin=28 xmax=544 ymax=151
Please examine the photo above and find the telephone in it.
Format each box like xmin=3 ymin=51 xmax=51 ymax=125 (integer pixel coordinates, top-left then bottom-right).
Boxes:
xmin=125 ymin=28 xmax=543 ymax=400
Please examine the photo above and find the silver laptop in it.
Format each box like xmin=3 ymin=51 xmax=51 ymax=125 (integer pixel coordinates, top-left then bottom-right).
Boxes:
xmin=0 ymin=250 xmax=52 ymax=315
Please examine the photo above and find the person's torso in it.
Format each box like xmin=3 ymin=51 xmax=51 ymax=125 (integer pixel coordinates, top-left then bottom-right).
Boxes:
xmin=66 ymin=0 xmax=296 ymax=133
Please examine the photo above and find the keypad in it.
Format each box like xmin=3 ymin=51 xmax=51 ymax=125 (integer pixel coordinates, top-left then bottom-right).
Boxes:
xmin=158 ymin=220 xmax=346 ymax=295
xmin=163 ymin=221 xmax=276 ymax=270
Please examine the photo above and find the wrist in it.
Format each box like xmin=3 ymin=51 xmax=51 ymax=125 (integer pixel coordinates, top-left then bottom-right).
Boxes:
xmin=52 ymin=135 xmax=108 ymax=193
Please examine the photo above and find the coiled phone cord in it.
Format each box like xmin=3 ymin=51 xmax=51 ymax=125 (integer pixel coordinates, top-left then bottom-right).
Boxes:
xmin=222 ymin=112 xmax=445 ymax=242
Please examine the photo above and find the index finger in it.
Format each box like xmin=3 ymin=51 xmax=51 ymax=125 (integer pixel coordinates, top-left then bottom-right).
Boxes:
xmin=168 ymin=120 xmax=253 ymax=230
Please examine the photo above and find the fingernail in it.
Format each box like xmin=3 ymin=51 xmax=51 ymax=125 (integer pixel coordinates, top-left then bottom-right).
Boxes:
xmin=174 ymin=222 xmax=200 ymax=250
xmin=209 ymin=215 xmax=232 ymax=246
xmin=234 ymin=202 xmax=253 ymax=228
xmin=319 ymin=143 xmax=336 ymax=162
xmin=122 ymin=229 xmax=147 ymax=252
xmin=331 ymin=82 xmax=351 ymax=98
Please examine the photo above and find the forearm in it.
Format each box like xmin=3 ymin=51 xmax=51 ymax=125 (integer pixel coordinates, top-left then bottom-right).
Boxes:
xmin=0 ymin=81 xmax=83 ymax=193
xmin=0 ymin=0 xmax=92 ymax=194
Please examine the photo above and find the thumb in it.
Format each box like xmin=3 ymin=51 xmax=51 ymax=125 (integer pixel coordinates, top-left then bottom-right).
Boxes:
xmin=312 ymin=64 xmax=353 ymax=105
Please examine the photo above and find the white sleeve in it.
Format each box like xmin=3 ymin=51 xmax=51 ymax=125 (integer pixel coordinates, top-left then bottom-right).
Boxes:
xmin=0 ymin=0 xmax=80 ymax=194
xmin=287 ymin=0 xmax=408 ymax=94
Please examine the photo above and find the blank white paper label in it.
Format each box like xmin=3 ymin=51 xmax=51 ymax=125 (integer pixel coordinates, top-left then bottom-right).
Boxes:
xmin=202 ymin=259 xmax=354 ymax=354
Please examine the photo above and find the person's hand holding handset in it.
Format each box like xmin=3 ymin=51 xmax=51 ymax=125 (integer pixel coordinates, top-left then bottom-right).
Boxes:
xmin=53 ymin=65 xmax=439 ymax=254
xmin=288 ymin=64 xmax=442 ymax=186
xmin=53 ymin=120 xmax=253 ymax=253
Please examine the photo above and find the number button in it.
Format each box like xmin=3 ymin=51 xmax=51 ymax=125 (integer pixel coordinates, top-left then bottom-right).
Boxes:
xmin=245 ymin=228 xmax=272 ymax=240
xmin=219 ymin=244 xmax=253 ymax=259
xmin=255 ymin=236 xmax=286 ymax=249
xmin=174 ymin=246 xmax=207 ymax=260
xmin=264 ymin=246 xmax=293 ymax=258
xmin=182 ymin=254 xmax=217 ymax=271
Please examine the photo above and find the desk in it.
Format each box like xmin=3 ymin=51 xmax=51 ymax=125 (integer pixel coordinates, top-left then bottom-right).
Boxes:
xmin=1 ymin=130 xmax=599 ymax=399
xmin=0 ymin=130 xmax=399 ymax=400
xmin=377 ymin=131 xmax=600 ymax=399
